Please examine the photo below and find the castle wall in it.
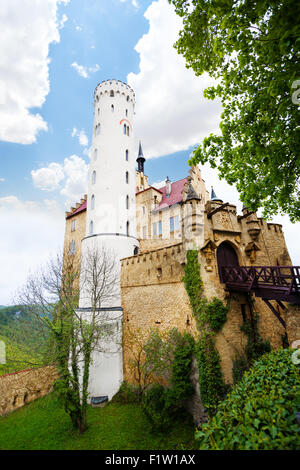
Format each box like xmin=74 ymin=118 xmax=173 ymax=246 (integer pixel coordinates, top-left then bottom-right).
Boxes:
xmin=0 ymin=366 xmax=58 ymax=416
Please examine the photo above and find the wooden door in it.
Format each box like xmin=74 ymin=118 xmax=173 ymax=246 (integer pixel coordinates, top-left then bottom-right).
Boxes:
xmin=217 ymin=242 xmax=239 ymax=282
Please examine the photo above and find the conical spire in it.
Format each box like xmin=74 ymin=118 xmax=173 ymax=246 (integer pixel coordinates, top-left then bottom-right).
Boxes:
xmin=186 ymin=176 xmax=200 ymax=201
xmin=136 ymin=141 xmax=146 ymax=172
xmin=211 ymin=186 xmax=223 ymax=202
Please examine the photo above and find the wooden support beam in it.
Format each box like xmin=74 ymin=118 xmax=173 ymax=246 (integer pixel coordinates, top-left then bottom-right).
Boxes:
xmin=207 ymin=202 xmax=229 ymax=219
xmin=262 ymin=298 xmax=286 ymax=329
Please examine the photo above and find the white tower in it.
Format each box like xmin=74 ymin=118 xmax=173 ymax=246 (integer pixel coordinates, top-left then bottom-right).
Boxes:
xmin=78 ymin=79 xmax=139 ymax=400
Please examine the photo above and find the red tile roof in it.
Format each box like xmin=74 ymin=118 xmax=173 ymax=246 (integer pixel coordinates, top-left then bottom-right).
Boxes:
xmin=66 ymin=199 xmax=87 ymax=219
xmin=153 ymin=177 xmax=187 ymax=211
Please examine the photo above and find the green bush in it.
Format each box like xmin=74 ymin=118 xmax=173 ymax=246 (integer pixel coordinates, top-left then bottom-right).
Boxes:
xmin=205 ymin=298 xmax=228 ymax=332
xmin=111 ymin=381 xmax=140 ymax=404
xmin=196 ymin=349 xmax=300 ymax=450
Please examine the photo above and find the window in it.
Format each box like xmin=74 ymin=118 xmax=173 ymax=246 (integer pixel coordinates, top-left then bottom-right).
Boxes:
xmin=69 ymin=240 xmax=75 ymax=254
xmin=95 ymin=124 xmax=100 ymax=135
xmin=91 ymin=194 xmax=95 ymax=210
xmin=89 ymin=220 xmax=94 ymax=235
xmin=127 ymin=126 xmax=129 ymax=136
xmin=98 ymin=108 xmax=100 ymax=115
xmin=127 ymin=95 xmax=129 ymax=102
xmin=111 ymin=104 xmax=114 ymax=112
xmin=92 ymin=170 xmax=96 ymax=184
xmin=126 ymin=171 xmax=129 ymax=184
xmin=142 ymin=206 xmax=146 ymax=215
xmin=126 ymin=195 xmax=129 ymax=209
xmin=94 ymin=149 xmax=98 ymax=161
xmin=71 ymin=219 xmax=77 ymax=231
xmin=126 ymin=221 xmax=129 ymax=236
xmin=170 ymin=217 xmax=174 ymax=233
xmin=158 ymin=221 xmax=162 ymax=236
xmin=153 ymin=222 xmax=157 ymax=237
xmin=110 ymin=90 xmax=114 ymax=97
xmin=143 ymin=226 xmax=147 ymax=239
xmin=126 ymin=109 xmax=128 ymax=117
xmin=123 ymin=124 xmax=126 ymax=135
xmin=174 ymin=215 xmax=180 ymax=231
xmin=125 ymin=149 xmax=128 ymax=161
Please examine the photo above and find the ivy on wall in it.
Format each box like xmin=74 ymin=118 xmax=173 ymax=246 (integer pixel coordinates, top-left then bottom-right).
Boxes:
xmin=183 ymin=250 xmax=228 ymax=415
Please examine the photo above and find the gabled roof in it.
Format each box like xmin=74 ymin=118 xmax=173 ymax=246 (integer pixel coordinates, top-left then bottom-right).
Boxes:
xmin=153 ymin=177 xmax=188 ymax=211
xmin=66 ymin=199 xmax=87 ymax=219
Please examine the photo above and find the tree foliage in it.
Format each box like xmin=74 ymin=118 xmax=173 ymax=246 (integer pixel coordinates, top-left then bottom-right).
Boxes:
xmin=170 ymin=0 xmax=300 ymax=221
xmin=195 ymin=349 xmax=300 ymax=450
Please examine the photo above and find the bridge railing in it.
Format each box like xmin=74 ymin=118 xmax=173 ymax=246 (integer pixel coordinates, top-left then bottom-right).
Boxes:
xmin=222 ymin=266 xmax=300 ymax=293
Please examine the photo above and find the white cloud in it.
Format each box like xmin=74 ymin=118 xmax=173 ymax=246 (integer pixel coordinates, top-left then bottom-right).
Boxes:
xmin=0 ymin=178 xmax=5 ymax=182
xmin=127 ymin=0 xmax=221 ymax=158
xmin=31 ymin=155 xmax=88 ymax=202
xmin=72 ymin=127 xmax=89 ymax=146
xmin=0 ymin=0 xmax=69 ymax=145
xmin=71 ymin=62 xmax=100 ymax=79
xmin=0 ymin=196 xmax=64 ymax=304
xmin=152 ymin=179 xmax=166 ymax=189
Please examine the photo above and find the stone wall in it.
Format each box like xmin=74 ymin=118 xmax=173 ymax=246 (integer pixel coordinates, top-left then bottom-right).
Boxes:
xmin=0 ymin=366 xmax=58 ymax=416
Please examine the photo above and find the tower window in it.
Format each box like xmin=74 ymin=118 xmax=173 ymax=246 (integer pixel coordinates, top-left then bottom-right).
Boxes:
xmin=92 ymin=170 xmax=96 ymax=184
xmin=95 ymin=124 xmax=101 ymax=135
xmin=127 ymin=95 xmax=129 ymax=101
xmin=127 ymin=126 xmax=129 ymax=136
xmin=110 ymin=90 xmax=114 ymax=97
xmin=126 ymin=195 xmax=129 ymax=209
xmin=126 ymin=109 xmax=128 ymax=117
xmin=158 ymin=221 xmax=162 ymax=236
xmin=174 ymin=215 xmax=180 ymax=231
xmin=123 ymin=124 xmax=126 ymax=135
xmin=69 ymin=240 xmax=75 ymax=254
xmin=89 ymin=220 xmax=94 ymax=235
xmin=126 ymin=171 xmax=129 ymax=184
xmin=111 ymin=104 xmax=114 ymax=112
xmin=153 ymin=222 xmax=157 ymax=237
xmin=98 ymin=108 xmax=100 ymax=115
xmin=71 ymin=219 xmax=77 ymax=231
xmin=170 ymin=217 xmax=174 ymax=233
xmin=91 ymin=194 xmax=95 ymax=210
xmin=126 ymin=221 xmax=129 ymax=236
xmin=94 ymin=149 xmax=98 ymax=161
xmin=125 ymin=149 xmax=128 ymax=161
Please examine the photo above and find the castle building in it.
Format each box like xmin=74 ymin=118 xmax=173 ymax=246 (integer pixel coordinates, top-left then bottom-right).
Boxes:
xmin=64 ymin=80 xmax=300 ymax=407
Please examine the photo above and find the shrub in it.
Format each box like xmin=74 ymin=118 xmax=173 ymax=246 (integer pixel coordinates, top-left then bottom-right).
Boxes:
xmin=196 ymin=349 xmax=300 ymax=450
xmin=111 ymin=381 xmax=140 ymax=404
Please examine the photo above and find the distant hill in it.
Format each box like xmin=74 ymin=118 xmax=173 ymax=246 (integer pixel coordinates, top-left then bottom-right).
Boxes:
xmin=0 ymin=305 xmax=50 ymax=376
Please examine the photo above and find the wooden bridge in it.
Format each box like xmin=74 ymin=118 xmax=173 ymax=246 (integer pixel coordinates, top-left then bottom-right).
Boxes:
xmin=221 ymin=266 xmax=300 ymax=328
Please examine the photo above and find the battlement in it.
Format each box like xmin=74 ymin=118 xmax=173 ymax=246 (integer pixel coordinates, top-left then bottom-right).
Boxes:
xmin=121 ymin=242 xmax=185 ymax=287
xmin=94 ymin=79 xmax=135 ymax=104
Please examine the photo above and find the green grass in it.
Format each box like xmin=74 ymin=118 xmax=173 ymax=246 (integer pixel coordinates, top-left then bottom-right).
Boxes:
xmin=0 ymin=393 xmax=198 ymax=450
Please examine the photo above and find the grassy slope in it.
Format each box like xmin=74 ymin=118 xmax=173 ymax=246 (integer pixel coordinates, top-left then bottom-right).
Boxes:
xmin=0 ymin=394 xmax=197 ymax=450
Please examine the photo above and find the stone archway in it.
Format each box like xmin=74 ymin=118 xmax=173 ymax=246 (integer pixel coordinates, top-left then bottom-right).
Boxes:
xmin=217 ymin=241 xmax=239 ymax=283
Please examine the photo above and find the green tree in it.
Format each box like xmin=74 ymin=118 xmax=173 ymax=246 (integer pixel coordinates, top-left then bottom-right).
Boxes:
xmin=18 ymin=247 xmax=119 ymax=433
xmin=170 ymin=0 xmax=300 ymax=221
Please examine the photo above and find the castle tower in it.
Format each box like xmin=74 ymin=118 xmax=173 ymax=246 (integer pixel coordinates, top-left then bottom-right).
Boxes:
xmin=78 ymin=80 xmax=139 ymax=399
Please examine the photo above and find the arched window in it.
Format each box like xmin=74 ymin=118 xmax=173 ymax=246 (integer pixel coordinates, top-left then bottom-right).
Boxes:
xmin=111 ymin=104 xmax=114 ymax=112
xmin=92 ymin=170 xmax=96 ymax=184
xmin=89 ymin=220 xmax=94 ymax=235
xmin=126 ymin=195 xmax=129 ymax=209
xmin=91 ymin=194 xmax=95 ymax=210
xmin=126 ymin=171 xmax=129 ymax=184
xmin=125 ymin=149 xmax=128 ymax=161
xmin=94 ymin=149 xmax=98 ymax=161
xmin=126 ymin=221 xmax=129 ymax=236
xmin=123 ymin=124 xmax=126 ymax=135
xmin=110 ymin=90 xmax=114 ymax=97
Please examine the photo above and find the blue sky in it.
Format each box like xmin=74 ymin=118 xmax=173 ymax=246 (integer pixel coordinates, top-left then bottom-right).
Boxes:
xmin=0 ymin=0 xmax=298 ymax=304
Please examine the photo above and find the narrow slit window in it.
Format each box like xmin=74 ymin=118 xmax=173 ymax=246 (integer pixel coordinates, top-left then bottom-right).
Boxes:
xmin=111 ymin=104 xmax=114 ymax=112
xmin=89 ymin=220 xmax=94 ymax=235
xmin=92 ymin=170 xmax=96 ymax=184
xmin=126 ymin=221 xmax=129 ymax=236
xmin=126 ymin=195 xmax=129 ymax=209
xmin=126 ymin=171 xmax=129 ymax=184
xmin=91 ymin=194 xmax=95 ymax=210
xmin=123 ymin=124 xmax=126 ymax=135
xmin=125 ymin=149 xmax=128 ymax=161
